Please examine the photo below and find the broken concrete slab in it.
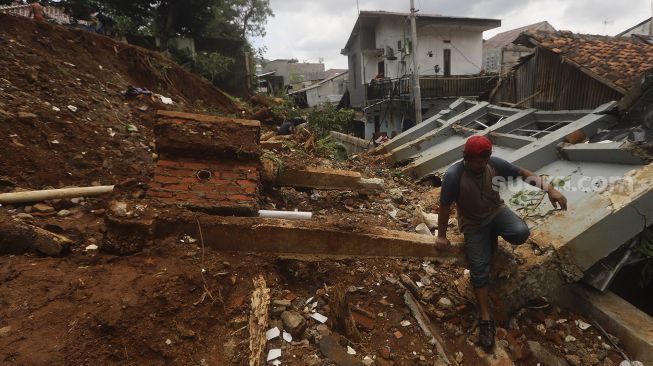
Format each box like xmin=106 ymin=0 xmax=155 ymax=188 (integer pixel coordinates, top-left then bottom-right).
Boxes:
xmin=0 ymin=211 xmax=72 ymax=256
xmin=261 ymin=164 xmax=383 ymax=194
xmin=554 ymin=284 xmax=653 ymax=365
xmin=153 ymin=212 xmax=462 ymax=260
xmin=154 ymin=110 xmax=261 ymax=161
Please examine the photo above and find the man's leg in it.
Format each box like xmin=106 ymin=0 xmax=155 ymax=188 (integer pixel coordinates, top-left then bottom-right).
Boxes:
xmin=463 ymin=225 xmax=493 ymax=320
xmin=491 ymin=207 xmax=530 ymax=245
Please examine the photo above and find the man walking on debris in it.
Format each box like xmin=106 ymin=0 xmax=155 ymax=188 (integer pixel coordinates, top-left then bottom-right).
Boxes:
xmin=435 ymin=135 xmax=567 ymax=352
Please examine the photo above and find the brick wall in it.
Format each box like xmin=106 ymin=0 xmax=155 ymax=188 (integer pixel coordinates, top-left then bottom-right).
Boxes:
xmin=147 ymin=111 xmax=261 ymax=216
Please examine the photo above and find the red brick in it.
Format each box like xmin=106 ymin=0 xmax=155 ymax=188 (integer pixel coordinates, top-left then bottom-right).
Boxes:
xmin=181 ymin=177 xmax=200 ymax=183
xmin=157 ymin=160 xmax=180 ymax=167
xmin=163 ymin=184 xmax=189 ymax=191
xmin=175 ymin=192 xmax=203 ymax=200
xmin=154 ymin=175 xmax=180 ymax=184
xmin=192 ymin=184 xmax=217 ymax=192
xmin=208 ymin=177 xmax=230 ymax=185
xmin=243 ymin=185 xmax=257 ymax=194
xmin=221 ymin=172 xmax=241 ymax=180
xmin=228 ymin=194 xmax=253 ymax=202
xmin=237 ymin=179 xmax=255 ymax=187
xmin=148 ymin=190 xmax=173 ymax=198
xmin=148 ymin=182 xmax=162 ymax=189
xmin=206 ymin=192 xmax=226 ymax=200
xmin=246 ymin=172 xmax=259 ymax=180
xmin=158 ymin=167 xmax=197 ymax=177
xmin=178 ymin=161 xmax=212 ymax=170
xmin=220 ymin=185 xmax=243 ymax=193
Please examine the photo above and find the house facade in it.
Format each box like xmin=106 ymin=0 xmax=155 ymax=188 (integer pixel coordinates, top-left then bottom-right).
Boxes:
xmin=616 ymin=18 xmax=652 ymax=37
xmin=483 ymin=21 xmax=555 ymax=75
xmin=261 ymin=59 xmax=325 ymax=90
xmin=341 ymin=10 xmax=500 ymax=140
xmin=290 ymin=71 xmax=349 ymax=108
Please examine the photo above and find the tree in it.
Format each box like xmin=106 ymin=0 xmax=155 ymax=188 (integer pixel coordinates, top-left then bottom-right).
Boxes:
xmin=232 ymin=0 xmax=273 ymax=38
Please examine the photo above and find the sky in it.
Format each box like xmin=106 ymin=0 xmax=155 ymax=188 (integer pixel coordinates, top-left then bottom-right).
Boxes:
xmin=252 ymin=0 xmax=652 ymax=70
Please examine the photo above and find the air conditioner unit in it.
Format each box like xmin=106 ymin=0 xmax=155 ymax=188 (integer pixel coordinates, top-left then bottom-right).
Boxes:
xmin=385 ymin=46 xmax=397 ymax=60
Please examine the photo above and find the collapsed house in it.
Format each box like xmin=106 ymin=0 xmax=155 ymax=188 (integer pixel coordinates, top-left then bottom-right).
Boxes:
xmin=489 ymin=30 xmax=653 ymax=111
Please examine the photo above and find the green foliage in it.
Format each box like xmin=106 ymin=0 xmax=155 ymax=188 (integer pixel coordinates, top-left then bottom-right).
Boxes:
xmin=195 ymin=52 xmax=235 ymax=83
xmin=633 ymin=228 xmax=653 ymax=287
xmin=168 ymin=48 xmax=234 ymax=84
xmin=307 ymin=104 xmax=356 ymax=140
xmin=270 ymin=98 xmax=300 ymax=121
xmin=510 ymin=176 xmax=569 ymax=218
xmin=316 ymin=136 xmax=348 ymax=161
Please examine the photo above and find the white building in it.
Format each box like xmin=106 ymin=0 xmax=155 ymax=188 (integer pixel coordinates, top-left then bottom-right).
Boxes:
xmin=290 ymin=71 xmax=348 ymax=108
xmin=340 ymin=10 xmax=500 ymax=140
xmin=616 ymin=18 xmax=652 ymax=37
xmin=483 ymin=21 xmax=555 ymax=74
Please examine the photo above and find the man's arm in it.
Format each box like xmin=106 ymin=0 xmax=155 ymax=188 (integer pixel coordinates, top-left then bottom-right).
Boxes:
xmin=436 ymin=204 xmax=452 ymax=248
xmin=518 ymin=168 xmax=568 ymax=210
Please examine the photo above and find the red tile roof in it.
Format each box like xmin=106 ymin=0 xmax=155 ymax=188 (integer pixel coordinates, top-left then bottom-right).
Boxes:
xmin=523 ymin=31 xmax=653 ymax=92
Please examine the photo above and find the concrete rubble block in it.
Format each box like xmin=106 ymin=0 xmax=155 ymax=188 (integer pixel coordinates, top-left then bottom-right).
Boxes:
xmin=527 ymin=340 xmax=569 ymax=366
xmin=0 ymin=211 xmax=71 ymax=256
xmin=555 ymin=284 xmax=653 ymax=365
xmin=154 ymin=110 xmax=261 ymax=161
xmin=319 ymin=334 xmax=362 ymax=366
xmin=270 ymin=166 xmax=383 ymax=194
xmin=281 ymin=310 xmax=307 ymax=338
xmin=155 ymin=212 xmax=464 ymax=260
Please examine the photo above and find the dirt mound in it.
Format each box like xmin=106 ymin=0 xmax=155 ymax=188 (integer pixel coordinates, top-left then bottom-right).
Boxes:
xmin=0 ymin=13 xmax=240 ymax=189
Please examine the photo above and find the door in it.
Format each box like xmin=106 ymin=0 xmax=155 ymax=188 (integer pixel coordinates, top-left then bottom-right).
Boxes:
xmin=443 ymin=49 xmax=451 ymax=76
xmin=377 ymin=61 xmax=385 ymax=77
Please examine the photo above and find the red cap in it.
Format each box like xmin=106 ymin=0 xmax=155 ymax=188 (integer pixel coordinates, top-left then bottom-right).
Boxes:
xmin=463 ymin=136 xmax=492 ymax=157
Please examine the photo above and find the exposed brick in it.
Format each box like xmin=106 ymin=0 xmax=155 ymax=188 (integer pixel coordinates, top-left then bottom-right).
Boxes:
xmin=157 ymin=167 xmax=197 ymax=177
xmin=208 ymin=177 xmax=230 ymax=185
xmin=178 ymin=161 xmax=213 ymax=170
xmin=243 ymin=185 xmax=257 ymax=194
xmin=148 ymin=182 xmax=163 ymax=189
xmin=192 ymin=184 xmax=217 ymax=192
xmin=181 ymin=177 xmax=201 ymax=183
xmin=163 ymin=184 xmax=190 ymax=191
xmin=148 ymin=190 xmax=173 ymax=198
xmin=237 ymin=179 xmax=255 ymax=187
xmin=246 ymin=172 xmax=259 ymax=180
xmin=221 ymin=185 xmax=243 ymax=193
xmin=206 ymin=192 xmax=227 ymax=200
xmin=228 ymin=194 xmax=253 ymax=202
xmin=222 ymin=172 xmax=241 ymax=180
xmin=154 ymin=175 xmax=180 ymax=184
xmin=176 ymin=192 xmax=204 ymax=200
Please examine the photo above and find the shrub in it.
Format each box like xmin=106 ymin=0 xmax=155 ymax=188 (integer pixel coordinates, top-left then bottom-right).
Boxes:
xmin=307 ymin=104 xmax=355 ymax=139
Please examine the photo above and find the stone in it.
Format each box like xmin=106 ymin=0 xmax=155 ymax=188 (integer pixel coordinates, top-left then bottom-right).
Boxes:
xmin=319 ymin=334 xmax=362 ymax=366
xmin=0 ymin=326 xmax=11 ymax=337
xmin=57 ymin=209 xmax=72 ymax=217
xmin=273 ymin=299 xmax=292 ymax=307
xmin=545 ymin=318 xmax=556 ymax=328
xmin=32 ymin=203 xmax=55 ymax=213
xmin=14 ymin=213 xmax=34 ymax=220
xmin=17 ymin=111 xmax=37 ymax=119
xmin=388 ymin=188 xmax=404 ymax=203
xmin=527 ymin=341 xmax=569 ymax=366
xmin=378 ymin=346 xmax=391 ymax=359
xmin=437 ymin=297 xmax=453 ymax=308
xmin=281 ymin=311 xmax=307 ymax=338
xmin=565 ymin=355 xmax=581 ymax=366
xmin=317 ymin=324 xmax=331 ymax=337
xmin=393 ymin=330 xmax=403 ymax=339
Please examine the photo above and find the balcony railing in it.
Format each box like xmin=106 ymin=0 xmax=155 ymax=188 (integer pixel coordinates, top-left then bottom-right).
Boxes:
xmin=366 ymin=75 xmax=498 ymax=102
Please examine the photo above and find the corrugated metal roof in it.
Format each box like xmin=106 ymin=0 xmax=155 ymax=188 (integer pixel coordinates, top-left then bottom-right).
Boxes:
xmin=483 ymin=21 xmax=555 ymax=49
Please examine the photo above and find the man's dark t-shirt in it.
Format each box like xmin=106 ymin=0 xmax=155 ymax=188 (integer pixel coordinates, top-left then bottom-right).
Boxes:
xmin=440 ymin=157 xmax=520 ymax=233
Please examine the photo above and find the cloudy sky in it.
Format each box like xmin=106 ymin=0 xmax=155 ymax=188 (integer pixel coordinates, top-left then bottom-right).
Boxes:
xmin=252 ymin=0 xmax=651 ymax=69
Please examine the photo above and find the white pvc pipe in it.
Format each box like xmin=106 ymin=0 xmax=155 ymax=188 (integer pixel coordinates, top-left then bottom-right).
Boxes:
xmin=0 ymin=186 xmax=115 ymax=204
xmin=258 ymin=210 xmax=312 ymax=220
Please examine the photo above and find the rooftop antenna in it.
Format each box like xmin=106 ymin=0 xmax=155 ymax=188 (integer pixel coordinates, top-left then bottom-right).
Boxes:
xmin=602 ymin=19 xmax=613 ymax=35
